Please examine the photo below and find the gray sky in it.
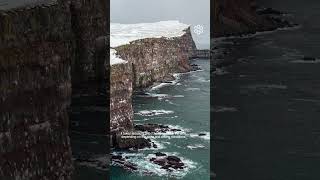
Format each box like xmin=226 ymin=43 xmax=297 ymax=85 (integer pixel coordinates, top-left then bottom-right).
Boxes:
xmin=111 ymin=0 xmax=210 ymax=49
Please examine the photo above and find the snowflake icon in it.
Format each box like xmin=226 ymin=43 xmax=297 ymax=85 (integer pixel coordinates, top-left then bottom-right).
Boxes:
xmin=193 ymin=25 xmax=204 ymax=35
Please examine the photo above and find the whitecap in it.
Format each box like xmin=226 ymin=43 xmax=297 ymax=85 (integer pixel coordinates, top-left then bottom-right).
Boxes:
xmin=187 ymin=144 xmax=205 ymax=150
xmin=150 ymin=83 xmax=172 ymax=91
xmin=190 ymin=132 xmax=210 ymax=140
xmin=135 ymin=110 xmax=174 ymax=117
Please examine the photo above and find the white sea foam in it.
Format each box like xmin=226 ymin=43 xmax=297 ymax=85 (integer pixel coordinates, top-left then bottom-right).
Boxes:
xmin=144 ymin=152 xmax=197 ymax=178
xmin=190 ymin=132 xmax=210 ymax=140
xmin=150 ymin=83 xmax=172 ymax=91
xmin=111 ymin=151 xmax=197 ymax=179
xmin=195 ymin=77 xmax=210 ymax=83
xmin=135 ymin=110 xmax=174 ymax=117
xmin=142 ymin=93 xmax=185 ymax=100
xmin=187 ymin=144 xmax=205 ymax=150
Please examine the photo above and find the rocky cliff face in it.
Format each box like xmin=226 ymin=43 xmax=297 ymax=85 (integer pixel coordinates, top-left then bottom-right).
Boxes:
xmin=213 ymin=0 xmax=293 ymax=37
xmin=0 ymin=2 xmax=73 ymax=179
xmin=110 ymin=28 xmax=196 ymax=145
xmin=0 ymin=0 xmax=108 ymax=179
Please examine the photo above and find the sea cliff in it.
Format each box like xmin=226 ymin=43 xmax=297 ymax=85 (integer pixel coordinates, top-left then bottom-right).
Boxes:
xmin=110 ymin=22 xmax=197 ymax=148
xmin=0 ymin=0 xmax=108 ymax=179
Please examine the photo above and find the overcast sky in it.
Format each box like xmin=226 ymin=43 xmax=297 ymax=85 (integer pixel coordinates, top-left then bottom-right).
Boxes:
xmin=111 ymin=0 xmax=210 ymax=49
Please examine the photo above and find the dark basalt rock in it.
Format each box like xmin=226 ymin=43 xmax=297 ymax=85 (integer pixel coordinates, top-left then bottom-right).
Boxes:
xmin=112 ymin=154 xmax=138 ymax=171
xmin=155 ymin=152 xmax=167 ymax=157
xmin=152 ymin=142 xmax=158 ymax=148
xmin=134 ymin=123 xmax=182 ymax=133
xmin=167 ymin=156 xmax=181 ymax=162
xmin=191 ymin=64 xmax=201 ymax=71
xmin=161 ymin=75 xmax=176 ymax=83
xmin=114 ymin=135 xmax=152 ymax=150
xmin=149 ymin=154 xmax=185 ymax=171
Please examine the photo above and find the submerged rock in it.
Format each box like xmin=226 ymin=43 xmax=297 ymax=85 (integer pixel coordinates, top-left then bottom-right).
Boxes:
xmin=134 ymin=123 xmax=182 ymax=133
xmin=155 ymin=152 xmax=167 ymax=157
xmin=149 ymin=154 xmax=185 ymax=171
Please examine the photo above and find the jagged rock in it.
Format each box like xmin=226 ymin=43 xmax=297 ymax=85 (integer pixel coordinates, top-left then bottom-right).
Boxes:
xmin=113 ymin=133 xmax=151 ymax=150
xmin=167 ymin=156 xmax=181 ymax=162
xmin=134 ymin=123 xmax=183 ymax=134
xmin=150 ymin=154 xmax=185 ymax=171
xmin=155 ymin=152 xmax=167 ymax=157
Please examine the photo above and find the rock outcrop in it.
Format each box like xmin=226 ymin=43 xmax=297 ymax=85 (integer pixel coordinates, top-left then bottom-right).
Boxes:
xmin=0 ymin=0 xmax=108 ymax=179
xmin=213 ymin=0 xmax=295 ymax=37
xmin=110 ymin=26 xmax=196 ymax=148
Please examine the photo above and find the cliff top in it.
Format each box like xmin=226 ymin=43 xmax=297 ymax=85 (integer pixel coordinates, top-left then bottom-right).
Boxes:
xmin=110 ymin=21 xmax=190 ymax=66
xmin=0 ymin=0 xmax=56 ymax=11
xmin=110 ymin=21 xmax=190 ymax=48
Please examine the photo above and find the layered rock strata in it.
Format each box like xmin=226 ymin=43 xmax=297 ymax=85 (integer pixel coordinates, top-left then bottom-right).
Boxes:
xmin=110 ymin=23 xmax=196 ymax=148
xmin=0 ymin=1 xmax=73 ymax=179
xmin=0 ymin=0 xmax=108 ymax=179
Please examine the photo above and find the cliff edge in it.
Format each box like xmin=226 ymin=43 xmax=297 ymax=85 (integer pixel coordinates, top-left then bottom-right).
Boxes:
xmin=110 ymin=21 xmax=197 ymax=148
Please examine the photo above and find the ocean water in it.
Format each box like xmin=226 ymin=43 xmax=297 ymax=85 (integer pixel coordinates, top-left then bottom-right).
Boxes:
xmin=111 ymin=59 xmax=210 ymax=180
xmin=213 ymin=1 xmax=320 ymax=179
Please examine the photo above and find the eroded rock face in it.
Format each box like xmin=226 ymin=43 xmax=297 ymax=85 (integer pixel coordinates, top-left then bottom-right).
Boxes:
xmin=70 ymin=0 xmax=108 ymax=85
xmin=115 ymin=28 xmax=196 ymax=89
xmin=110 ymin=28 xmax=196 ymax=149
xmin=0 ymin=2 xmax=73 ymax=179
xmin=0 ymin=0 xmax=108 ymax=179
xmin=213 ymin=0 xmax=294 ymax=37
xmin=110 ymin=62 xmax=134 ymax=133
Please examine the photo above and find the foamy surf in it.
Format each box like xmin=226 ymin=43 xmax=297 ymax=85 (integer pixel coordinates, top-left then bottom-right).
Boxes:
xmin=111 ymin=151 xmax=197 ymax=179
xmin=190 ymin=132 xmax=210 ymax=140
xmin=187 ymin=144 xmax=205 ymax=150
xmin=135 ymin=110 xmax=174 ymax=117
